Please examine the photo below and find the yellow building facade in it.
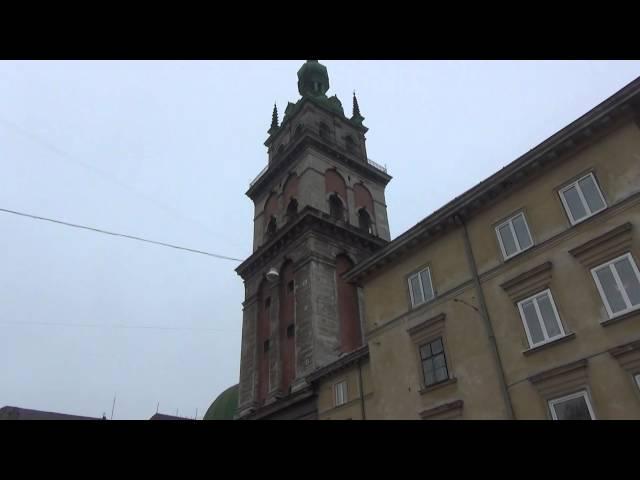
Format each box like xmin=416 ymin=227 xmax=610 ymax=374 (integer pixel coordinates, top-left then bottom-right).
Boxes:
xmin=315 ymin=76 xmax=640 ymax=419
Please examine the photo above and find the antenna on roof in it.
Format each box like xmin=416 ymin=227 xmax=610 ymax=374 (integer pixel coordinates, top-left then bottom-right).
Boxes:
xmin=111 ymin=394 xmax=116 ymax=420
xmin=156 ymin=402 xmax=159 ymax=414
xmin=195 ymin=408 xmax=198 ymax=420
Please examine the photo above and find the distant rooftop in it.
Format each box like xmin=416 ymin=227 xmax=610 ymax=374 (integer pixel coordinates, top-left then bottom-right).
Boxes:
xmin=0 ymin=406 xmax=101 ymax=420
xmin=148 ymin=413 xmax=193 ymax=421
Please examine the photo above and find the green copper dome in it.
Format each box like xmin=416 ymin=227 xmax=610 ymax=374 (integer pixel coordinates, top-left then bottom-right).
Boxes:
xmin=203 ymin=384 xmax=239 ymax=420
xmin=297 ymin=60 xmax=330 ymax=98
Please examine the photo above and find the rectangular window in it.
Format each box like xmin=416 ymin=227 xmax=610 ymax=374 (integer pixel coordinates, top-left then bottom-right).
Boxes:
xmin=419 ymin=337 xmax=449 ymax=387
xmin=408 ymin=267 xmax=434 ymax=308
xmin=334 ymin=380 xmax=348 ymax=407
xmin=591 ymin=253 xmax=640 ymax=319
xmin=548 ymin=391 xmax=595 ymax=420
xmin=496 ymin=212 xmax=534 ymax=260
xmin=517 ymin=289 xmax=565 ymax=348
xmin=635 ymin=374 xmax=640 ymax=391
xmin=559 ymin=173 xmax=606 ymax=225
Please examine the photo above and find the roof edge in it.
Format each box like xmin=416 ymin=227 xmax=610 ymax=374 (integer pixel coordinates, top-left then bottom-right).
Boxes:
xmin=346 ymin=75 xmax=640 ymax=282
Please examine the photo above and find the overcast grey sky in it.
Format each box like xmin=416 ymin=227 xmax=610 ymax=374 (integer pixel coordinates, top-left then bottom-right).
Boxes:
xmin=1 ymin=61 xmax=639 ymax=419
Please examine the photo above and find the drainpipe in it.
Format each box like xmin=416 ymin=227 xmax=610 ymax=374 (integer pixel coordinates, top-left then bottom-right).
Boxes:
xmin=357 ymin=359 xmax=366 ymax=420
xmin=455 ymin=214 xmax=515 ymax=420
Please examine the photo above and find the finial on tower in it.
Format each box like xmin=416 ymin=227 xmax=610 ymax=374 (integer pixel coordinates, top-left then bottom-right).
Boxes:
xmin=269 ymin=103 xmax=279 ymax=134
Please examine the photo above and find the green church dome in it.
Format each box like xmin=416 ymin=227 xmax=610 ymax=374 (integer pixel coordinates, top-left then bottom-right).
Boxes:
xmin=203 ymin=384 xmax=239 ymax=420
xmin=297 ymin=60 xmax=330 ymax=98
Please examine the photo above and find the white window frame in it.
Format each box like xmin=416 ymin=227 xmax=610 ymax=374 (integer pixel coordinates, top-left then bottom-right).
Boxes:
xmin=558 ymin=172 xmax=607 ymax=226
xmin=495 ymin=212 xmax=534 ymax=260
xmin=548 ymin=390 xmax=596 ymax=420
xmin=591 ymin=253 xmax=640 ymax=320
xmin=333 ymin=380 xmax=348 ymax=407
xmin=408 ymin=267 xmax=435 ymax=308
xmin=635 ymin=374 xmax=640 ymax=391
xmin=517 ymin=289 xmax=566 ymax=348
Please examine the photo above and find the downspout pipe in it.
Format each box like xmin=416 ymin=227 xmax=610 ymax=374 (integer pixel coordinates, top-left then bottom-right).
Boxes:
xmin=357 ymin=359 xmax=366 ymax=420
xmin=455 ymin=214 xmax=515 ymax=420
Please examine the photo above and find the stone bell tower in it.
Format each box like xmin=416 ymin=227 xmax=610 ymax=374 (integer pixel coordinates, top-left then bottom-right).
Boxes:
xmin=235 ymin=60 xmax=392 ymax=419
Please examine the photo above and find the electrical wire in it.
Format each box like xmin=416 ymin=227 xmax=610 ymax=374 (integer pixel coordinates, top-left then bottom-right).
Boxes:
xmin=0 ymin=115 xmax=241 ymax=250
xmin=0 ymin=207 xmax=244 ymax=262
xmin=0 ymin=320 xmax=227 ymax=332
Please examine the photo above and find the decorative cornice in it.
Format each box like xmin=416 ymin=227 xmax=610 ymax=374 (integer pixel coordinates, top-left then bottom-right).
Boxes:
xmin=306 ymin=345 xmax=369 ymax=384
xmin=529 ymin=358 xmax=588 ymax=385
xmin=250 ymin=126 xmax=391 ymax=200
xmin=244 ymin=387 xmax=316 ymax=420
xmin=500 ymin=261 xmax=553 ymax=302
xmin=407 ymin=313 xmax=446 ymax=339
xmin=235 ymin=206 xmax=387 ymax=280
xmin=418 ymin=399 xmax=464 ymax=420
xmin=346 ymin=77 xmax=640 ymax=283
xmin=568 ymin=222 xmax=633 ymax=268
xmin=528 ymin=358 xmax=589 ymax=399
xmin=609 ymin=338 xmax=640 ymax=374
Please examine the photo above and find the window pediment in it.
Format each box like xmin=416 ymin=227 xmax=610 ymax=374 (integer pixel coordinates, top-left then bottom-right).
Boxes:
xmin=407 ymin=313 xmax=445 ymax=345
xmin=419 ymin=399 xmax=463 ymax=420
xmin=500 ymin=261 xmax=553 ymax=302
xmin=568 ymin=222 xmax=633 ymax=268
xmin=609 ymin=339 xmax=640 ymax=375
xmin=528 ymin=358 xmax=589 ymax=400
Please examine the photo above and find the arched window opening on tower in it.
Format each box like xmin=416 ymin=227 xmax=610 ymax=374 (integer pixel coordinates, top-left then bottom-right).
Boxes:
xmin=319 ymin=122 xmax=330 ymax=140
xmin=286 ymin=198 xmax=299 ymax=222
xmin=266 ymin=216 xmax=277 ymax=237
xmin=295 ymin=124 xmax=304 ymax=136
xmin=358 ymin=208 xmax=373 ymax=234
xmin=329 ymin=194 xmax=345 ymax=221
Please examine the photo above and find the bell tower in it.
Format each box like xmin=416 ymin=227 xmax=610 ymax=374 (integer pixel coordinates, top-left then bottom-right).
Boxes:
xmin=236 ymin=60 xmax=392 ymax=419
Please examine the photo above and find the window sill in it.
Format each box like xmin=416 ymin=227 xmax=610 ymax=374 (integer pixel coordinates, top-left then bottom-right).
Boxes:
xmin=410 ymin=296 xmax=437 ymax=311
xmin=568 ymin=207 xmax=608 ymax=227
xmin=502 ymin=245 xmax=534 ymax=263
xmin=601 ymin=308 xmax=640 ymax=327
xmin=523 ymin=333 xmax=576 ymax=356
xmin=418 ymin=377 xmax=457 ymax=395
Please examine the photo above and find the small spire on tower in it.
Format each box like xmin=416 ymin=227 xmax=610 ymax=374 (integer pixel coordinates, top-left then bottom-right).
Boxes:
xmin=269 ymin=102 xmax=279 ymax=134
xmin=351 ymin=91 xmax=365 ymax=126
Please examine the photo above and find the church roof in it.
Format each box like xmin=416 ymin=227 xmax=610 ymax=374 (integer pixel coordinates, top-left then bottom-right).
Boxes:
xmin=203 ymin=384 xmax=239 ymax=420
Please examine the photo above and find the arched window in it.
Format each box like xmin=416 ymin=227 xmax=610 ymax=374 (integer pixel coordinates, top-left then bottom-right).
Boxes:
xmin=286 ymin=198 xmax=298 ymax=222
xmin=294 ymin=124 xmax=304 ymax=136
xmin=266 ymin=216 xmax=277 ymax=237
xmin=358 ymin=208 xmax=373 ymax=234
xmin=329 ymin=194 xmax=344 ymax=221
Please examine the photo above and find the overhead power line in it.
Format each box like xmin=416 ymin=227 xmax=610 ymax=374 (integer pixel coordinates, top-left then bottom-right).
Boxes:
xmin=0 ymin=207 xmax=243 ymax=262
xmin=0 ymin=320 xmax=226 ymax=331
xmin=0 ymin=115 xmax=240 ymax=249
